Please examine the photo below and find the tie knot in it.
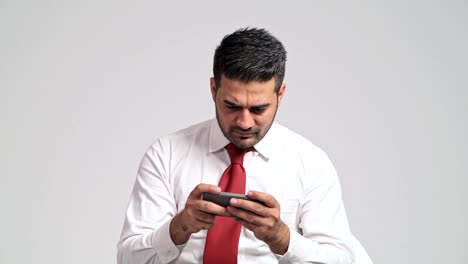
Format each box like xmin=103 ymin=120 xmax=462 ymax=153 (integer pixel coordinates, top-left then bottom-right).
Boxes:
xmin=226 ymin=143 xmax=253 ymax=164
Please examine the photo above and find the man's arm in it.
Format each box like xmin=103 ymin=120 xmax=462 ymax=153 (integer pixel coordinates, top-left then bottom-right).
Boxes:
xmin=169 ymin=184 xmax=226 ymax=245
xmin=284 ymin=150 xmax=356 ymax=263
xmin=117 ymin=143 xmax=181 ymax=264
xmin=226 ymin=191 xmax=291 ymax=254
xmin=226 ymin=151 xmax=356 ymax=263
xmin=117 ymin=141 xmax=227 ymax=264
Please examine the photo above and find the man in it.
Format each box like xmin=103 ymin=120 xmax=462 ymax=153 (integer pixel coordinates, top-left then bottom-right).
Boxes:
xmin=117 ymin=28 xmax=372 ymax=263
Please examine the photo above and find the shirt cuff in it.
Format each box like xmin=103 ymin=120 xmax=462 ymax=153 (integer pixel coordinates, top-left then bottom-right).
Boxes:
xmin=150 ymin=219 xmax=185 ymax=263
xmin=276 ymin=230 xmax=314 ymax=263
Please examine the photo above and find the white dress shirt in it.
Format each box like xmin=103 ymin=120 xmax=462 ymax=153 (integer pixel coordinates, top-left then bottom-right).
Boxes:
xmin=117 ymin=119 xmax=372 ymax=264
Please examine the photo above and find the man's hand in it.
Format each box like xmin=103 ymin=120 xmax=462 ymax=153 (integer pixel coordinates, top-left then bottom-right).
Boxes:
xmin=169 ymin=184 xmax=226 ymax=245
xmin=226 ymin=191 xmax=290 ymax=255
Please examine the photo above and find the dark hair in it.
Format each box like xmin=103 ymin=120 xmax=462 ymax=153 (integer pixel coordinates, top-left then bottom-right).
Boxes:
xmin=213 ymin=28 xmax=287 ymax=93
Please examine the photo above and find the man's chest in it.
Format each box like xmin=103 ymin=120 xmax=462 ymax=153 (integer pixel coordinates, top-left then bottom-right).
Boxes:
xmin=169 ymin=151 xmax=305 ymax=229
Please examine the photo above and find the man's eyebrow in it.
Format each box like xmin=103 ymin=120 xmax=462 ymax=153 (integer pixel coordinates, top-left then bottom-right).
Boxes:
xmin=223 ymin=100 xmax=241 ymax=107
xmin=223 ymin=100 xmax=270 ymax=109
xmin=250 ymin=103 xmax=270 ymax=109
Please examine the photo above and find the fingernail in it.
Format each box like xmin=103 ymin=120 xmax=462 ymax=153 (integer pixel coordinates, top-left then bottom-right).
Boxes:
xmin=230 ymin=198 xmax=238 ymax=204
xmin=247 ymin=191 xmax=253 ymax=196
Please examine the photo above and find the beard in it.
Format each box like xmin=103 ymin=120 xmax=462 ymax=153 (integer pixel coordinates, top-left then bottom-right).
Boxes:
xmin=215 ymin=107 xmax=277 ymax=149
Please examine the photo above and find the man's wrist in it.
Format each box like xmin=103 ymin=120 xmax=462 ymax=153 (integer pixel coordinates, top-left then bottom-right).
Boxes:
xmin=269 ymin=223 xmax=290 ymax=255
xmin=169 ymin=212 xmax=191 ymax=245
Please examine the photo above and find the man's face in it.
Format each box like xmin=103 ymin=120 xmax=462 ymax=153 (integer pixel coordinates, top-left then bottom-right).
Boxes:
xmin=210 ymin=75 xmax=286 ymax=149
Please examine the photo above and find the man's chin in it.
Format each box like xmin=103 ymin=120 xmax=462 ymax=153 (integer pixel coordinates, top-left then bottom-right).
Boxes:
xmin=230 ymin=136 xmax=257 ymax=149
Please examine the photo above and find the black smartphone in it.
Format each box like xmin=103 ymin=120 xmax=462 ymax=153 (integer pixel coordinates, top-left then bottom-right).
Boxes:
xmin=202 ymin=192 xmax=266 ymax=207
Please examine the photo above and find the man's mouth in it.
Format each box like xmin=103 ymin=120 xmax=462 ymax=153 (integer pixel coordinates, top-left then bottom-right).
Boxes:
xmin=233 ymin=130 xmax=255 ymax=138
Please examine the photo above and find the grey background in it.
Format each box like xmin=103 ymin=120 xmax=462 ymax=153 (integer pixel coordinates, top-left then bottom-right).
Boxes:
xmin=1 ymin=1 xmax=467 ymax=263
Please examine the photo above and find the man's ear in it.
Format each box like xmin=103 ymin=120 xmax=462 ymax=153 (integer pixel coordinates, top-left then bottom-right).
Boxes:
xmin=210 ymin=77 xmax=217 ymax=102
xmin=277 ymin=83 xmax=286 ymax=105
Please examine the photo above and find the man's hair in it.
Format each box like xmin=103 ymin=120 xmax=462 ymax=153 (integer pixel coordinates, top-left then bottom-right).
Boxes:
xmin=213 ymin=28 xmax=287 ymax=93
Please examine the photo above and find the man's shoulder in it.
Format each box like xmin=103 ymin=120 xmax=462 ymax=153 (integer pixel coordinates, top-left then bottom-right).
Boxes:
xmin=274 ymin=123 xmax=319 ymax=147
xmin=149 ymin=119 xmax=213 ymax=148
xmin=168 ymin=119 xmax=213 ymax=138
xmin=273 ymin=122 xmax=328 ymax=157
xmin=273 ymin=123 xmax=336 ymax=179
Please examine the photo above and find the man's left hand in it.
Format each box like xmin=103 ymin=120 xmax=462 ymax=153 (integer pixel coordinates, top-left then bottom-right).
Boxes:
xmin=226 ymin=191 xmax=290 ymax=255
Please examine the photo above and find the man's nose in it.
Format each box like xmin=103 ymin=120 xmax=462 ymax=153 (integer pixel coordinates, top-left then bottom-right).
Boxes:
xmin=236 ymin=110 xmax=254 ymax=130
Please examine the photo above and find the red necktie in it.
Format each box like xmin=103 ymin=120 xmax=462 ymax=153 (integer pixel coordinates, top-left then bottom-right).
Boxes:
xmin=203 ymin=143 xmax=252 ymax=264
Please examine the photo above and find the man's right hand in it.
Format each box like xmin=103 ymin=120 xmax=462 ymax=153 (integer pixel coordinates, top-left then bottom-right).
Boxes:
xmin=169 ymin=184 xmax=226 ymax=245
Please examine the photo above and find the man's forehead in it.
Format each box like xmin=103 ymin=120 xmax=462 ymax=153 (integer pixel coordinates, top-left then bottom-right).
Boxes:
xmin=220 ymin=90 xmax=276 ymax=109
xmin=219 ymin=80 xmax=275 ymax=93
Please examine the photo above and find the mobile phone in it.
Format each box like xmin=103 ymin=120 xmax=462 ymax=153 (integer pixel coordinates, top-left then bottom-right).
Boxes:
xmin=202 ymin=192 xmax=266 ymax=207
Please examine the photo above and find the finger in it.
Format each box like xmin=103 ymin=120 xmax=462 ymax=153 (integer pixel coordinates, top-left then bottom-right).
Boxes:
xmin=227 ymin=205 xmax=265 ymax=226
xmin=195 ymin=219 xmax=215 ymax=230
xmin=193 ymin=210 xmax=217 ymax=224
xmin=202 ymin=223 xmax=215 ymax=230
xmin=246 ymin=190 xmax=278 ymax=208
xmin=236 ymin=217 xmax=257 ymax=231
xmin=230 ymin=198 xmax=269 ymax=217
xmin=197 ymin=199 xmax=227 ymax=215
xmin=189 ymin=183 xmax=221 ymax=199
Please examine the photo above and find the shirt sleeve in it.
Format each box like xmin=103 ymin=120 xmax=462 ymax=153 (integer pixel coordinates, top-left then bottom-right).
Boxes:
xmin=278 ymin=148 xmax=357 ymax=264
xmin=117 ymin=139 xmax=183 ymax=264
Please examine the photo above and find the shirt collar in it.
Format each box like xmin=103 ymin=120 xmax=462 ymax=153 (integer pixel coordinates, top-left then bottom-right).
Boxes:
xmin=208 ymin=118 xmax=278 ymax=160
xmin=208 ymin=119 xmax=230 ymax=153
xmin=252 ymin=122 xmax=278 ymax=160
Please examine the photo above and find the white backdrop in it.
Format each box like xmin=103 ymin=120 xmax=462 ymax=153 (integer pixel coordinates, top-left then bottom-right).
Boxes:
xmin=1 ymin=1 xmax=467 ymax=263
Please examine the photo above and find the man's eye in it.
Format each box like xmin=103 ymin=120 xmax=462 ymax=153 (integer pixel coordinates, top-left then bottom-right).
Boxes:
xmin=251 ymin=108 xmax=266 ymax=114
xmin=226 ymin=104 xmax=239 ymax=110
